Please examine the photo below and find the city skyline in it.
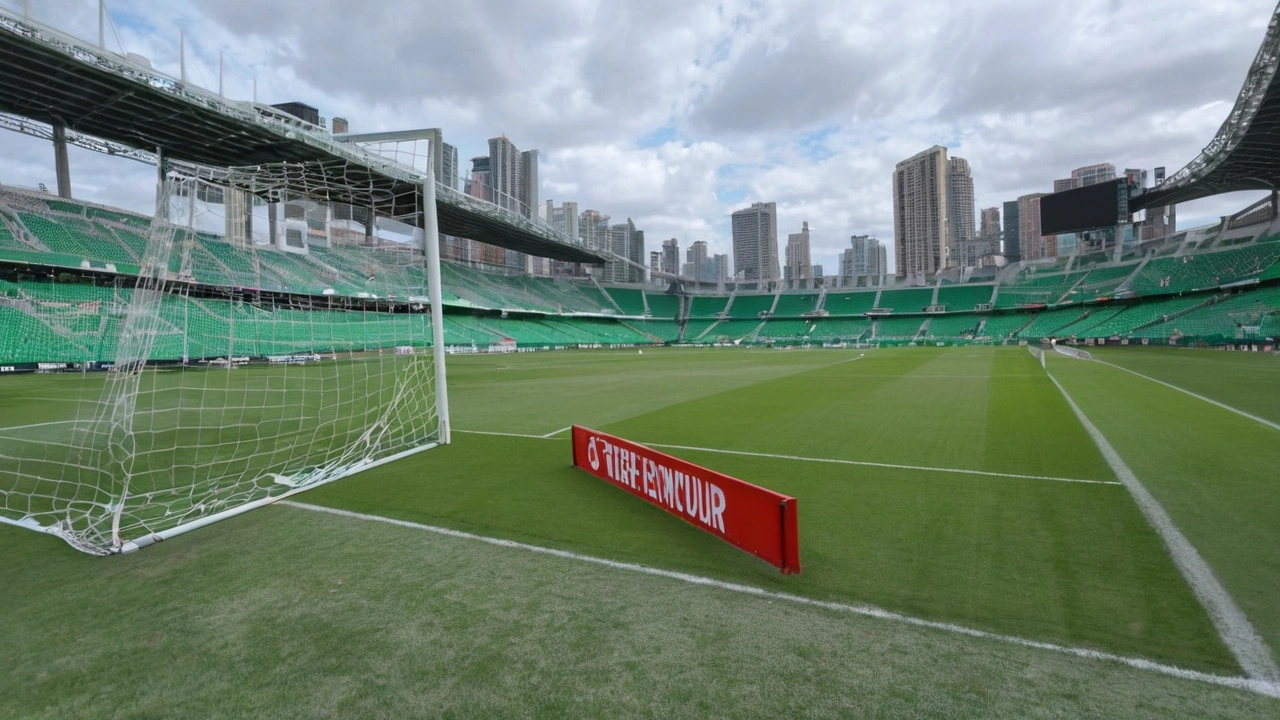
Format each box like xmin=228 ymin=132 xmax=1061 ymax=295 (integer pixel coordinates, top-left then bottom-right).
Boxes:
xmin=0 ymin=0 xmax=1272 ymax=278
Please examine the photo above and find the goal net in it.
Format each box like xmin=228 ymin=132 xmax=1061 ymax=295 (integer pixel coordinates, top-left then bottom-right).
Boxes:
xmin=0 ymin=158 xmax=447 ymax=554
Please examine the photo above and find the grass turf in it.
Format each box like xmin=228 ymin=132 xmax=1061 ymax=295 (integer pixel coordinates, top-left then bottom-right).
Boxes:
xmin=2 ymin=345 xmax=1278 ymax=716
xmin=3 ymin=505 xmax=1277 ymax=719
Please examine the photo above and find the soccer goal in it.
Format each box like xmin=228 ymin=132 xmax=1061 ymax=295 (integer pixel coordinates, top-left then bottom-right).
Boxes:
xmin=0 ymin=158 xmax=449 ymax=554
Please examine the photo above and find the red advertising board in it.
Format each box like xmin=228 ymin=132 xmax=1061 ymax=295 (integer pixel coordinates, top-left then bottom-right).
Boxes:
xmin=571 ymin=425 xmax=801 ymax=574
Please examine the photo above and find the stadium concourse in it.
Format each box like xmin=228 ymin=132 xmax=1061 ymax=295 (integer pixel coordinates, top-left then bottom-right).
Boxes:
xmin=2 ymin=185 xmax=1280 ymax=367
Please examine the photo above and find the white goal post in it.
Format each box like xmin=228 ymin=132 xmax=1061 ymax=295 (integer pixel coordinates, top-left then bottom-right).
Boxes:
xmin=0 ymin=156 xmax=449 ymax=555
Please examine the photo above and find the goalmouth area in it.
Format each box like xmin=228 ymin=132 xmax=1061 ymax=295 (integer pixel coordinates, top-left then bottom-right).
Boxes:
xmin=2 ymin=345 xmax=1278 ymax=717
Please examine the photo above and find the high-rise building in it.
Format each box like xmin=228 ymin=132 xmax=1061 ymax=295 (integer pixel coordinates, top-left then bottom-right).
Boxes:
xmin=440 ymin=142 xmax=459 ymax=192
xmin=579 ymin=210 xmax=610 ymax=250
xmin=711 ymin=253 xmax=730 ymax=282
xmin=839 ymin=234 xmax=885 ymax=287
xmin=661 ymin=238 xmax=680 ymax=276
xmin=785 ymin=221 xmax=813 ymax=282
xmin=1073 ymin=163 xmax=1116 ymax=187
xmin=1053 ymin=178 xmax=1075 ymax=193
xmin=650 ymin=251 xmax=662 ymax=281
xmin=893 ymin=146 xmax=956 ymax=278
xmin=469 ymin=156 xmax=491 ymax=202
xmin=488 ymin=136 xmax=537 ymax=217
xmin=603 ymin=218 xmax=645 ymax=284
xmin=979 ymin=207 xmax=1000 ymax=240
xmin=545 ymin=200 xmax=582 ymax=276
xmin=684 ymin=240 xmax=709 ymax=280
xmin=731 ymin=202 xmax=779 ymax=284
xmin=948 ymin=157 xmax=975 ymax=252
xmin=1017 ymin=193 xmax=1056 ymax=260
xmin=1002 ymin=200 xmax=1021 ymax=261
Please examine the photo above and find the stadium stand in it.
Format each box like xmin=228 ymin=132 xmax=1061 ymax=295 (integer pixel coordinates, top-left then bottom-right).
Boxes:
xmin=975 ymin=313 xmax=1032 ymax=339
xmin=875 ymin=287 xmax=933 ymax=313
xmin=756 ymin=319 xmax=814 ymax=341
xmin=994 ymin=270 xmax=1087 ymax=308
xmin=1016 ymin=308 xmax=1088 ymax=339
xmin=687 ymin=294 xmax=730 ymax=318
xmin=821 ymin=290 xmax=877 ymax=316
xmin=922 ymin=314 xmax=981 ymax=339
xmin=936 ymin=284 xmax=995 ymax=311
xmin=1128 ymin=244 xmax=1280 ymax=296
xmin=644 ymin=292 xmax=681 ymax=319
xmin=873 ymin=316 xmax=926 ymax=340
xmin=772 ymin=293 xmax=819 ymax=316
xmin=603 ymin=287 xmax=647 ymax=316
xmin=726 ymin=293 xmax=775 ymax=318
xmin=7 ymin=189 xmax=1280 ymax=363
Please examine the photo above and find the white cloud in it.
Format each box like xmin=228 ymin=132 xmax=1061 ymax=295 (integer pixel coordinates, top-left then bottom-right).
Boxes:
xmin=1 ymin=0 xmax=1276 ymax=275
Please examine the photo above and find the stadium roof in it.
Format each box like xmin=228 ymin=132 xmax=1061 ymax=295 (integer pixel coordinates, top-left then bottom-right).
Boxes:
xmin=1131 ymin=3 xmax=1280 ymax=211
xmin=0 ymin=10 xmax=605 ymax=264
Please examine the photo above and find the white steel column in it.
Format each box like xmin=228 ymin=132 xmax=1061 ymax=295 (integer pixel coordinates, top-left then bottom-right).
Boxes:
xmin=422 ymin=174 xmax=451 ymax=444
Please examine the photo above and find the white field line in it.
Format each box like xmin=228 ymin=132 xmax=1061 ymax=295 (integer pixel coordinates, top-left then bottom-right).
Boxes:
xmin=1094 ymin=359 xmax=1280 ymax=434
xmin=540 ymin=426 xmax=572 ymax=438
xmin=644 ymin=443 xmax=1120 ymax=487
xmin=277 ymin=500 xmax=1280 ymax=699
xmin=452 ymin=429 xmax=1117 ymax=486
xmin=1043 ymin=368 xmax=1280 ymax=681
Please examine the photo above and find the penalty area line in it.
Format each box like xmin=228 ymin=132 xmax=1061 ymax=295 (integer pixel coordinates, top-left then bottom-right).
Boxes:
xmin=277 ymin=500 xmax=1280 ymax=699
xmin=1094 ymin=359 xmax=1280 ymax=434
xmin=644 ymin=443 xmax=1120 ymax=487
xmin=450 ymin=430 xmax=1116 ymax=486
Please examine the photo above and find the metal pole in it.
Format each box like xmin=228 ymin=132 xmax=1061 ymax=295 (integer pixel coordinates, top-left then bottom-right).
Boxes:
xmin=98 ymin=0 xmax=105 ymax=49
xmin=52 ymin=123 xmax=72 ymax=198
xmin=218 ymin=51 xmax=223 ymax=96
xmin=155 ymin=146 xmax=167 ymax=222
xmin=252 ymin=77 xmax=257 ymax=103
xmin=22 ymin=0 xmax=31 ymax=18
xmin=422 ymin=174 xmax=450 ymax=445
xmin=179 ymin=29 xmax=186 ymax=84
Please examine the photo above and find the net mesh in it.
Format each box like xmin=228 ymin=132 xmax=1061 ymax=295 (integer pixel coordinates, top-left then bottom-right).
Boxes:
xmin=0 ymin=160 xmax=440 ymax=554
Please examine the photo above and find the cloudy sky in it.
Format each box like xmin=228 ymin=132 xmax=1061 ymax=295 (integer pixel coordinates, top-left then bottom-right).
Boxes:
xmin=1 ymin=0 xmax=1277 ymax=274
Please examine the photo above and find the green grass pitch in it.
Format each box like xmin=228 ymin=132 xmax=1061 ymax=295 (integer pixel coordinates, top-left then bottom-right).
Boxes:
xmin=2 ymin=345 xmax=1279 ymax=717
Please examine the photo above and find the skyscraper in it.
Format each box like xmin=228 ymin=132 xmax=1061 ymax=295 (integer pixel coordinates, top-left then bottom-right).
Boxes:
xmin=604 ymin=218 xmax=645 ymax=284
xmin=840 ymin=235 xmax=885 ymax=287
xmin=731 ymin=202 xmax=779 ymax=284
xmin=684 ymin=240 xmax=709 ymax=280
xmin=488 ymin=136 xmax=539 ymax=217
xmin=948 ymin=157 xmax=975 ymax=252
xmin=1073 ymin=163 xmax=1116 ymax=187
xmin=893 ymin=146 xmax=958 ymax=278
xmin=785 ymin=221 xmax=812 ymax=283
xmin=711 ymin=253 xmax=730 ymax=282
xmin=1002 ymin=200 xmax=1021 ymax=261
xmin=979 ymin=207 xmax=1000 ymax=240
xmin=661 ymin=238 xmax=680 ymax=276
xmin=440 ymin=142 xmax=459 ymax=192
xmin=1017 ymin=193 xmax=1055 ymax=260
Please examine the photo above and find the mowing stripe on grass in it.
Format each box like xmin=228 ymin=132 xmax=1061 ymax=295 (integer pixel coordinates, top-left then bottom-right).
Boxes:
xmin=643 ymin=442 xmax=1121 ymax=487
xmin=277 ymin=499 xmax=1280 ymax=699
xmin=1043 ymin=367 xmax=1280 ymax=681
xmin=1094 ymin=359 xmax=1280 ymax=434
